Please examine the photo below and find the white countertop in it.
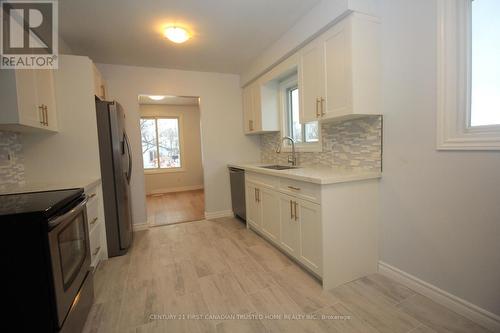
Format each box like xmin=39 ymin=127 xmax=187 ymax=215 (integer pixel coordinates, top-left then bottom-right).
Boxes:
xmin=0 ymin=178 xmax=101 ymax=195
xmin=228 ymin=163 xmax=381 ymax=185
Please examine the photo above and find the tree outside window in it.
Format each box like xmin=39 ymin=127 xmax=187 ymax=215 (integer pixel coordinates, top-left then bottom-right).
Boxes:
xmin=140 ymin=117 xmax=181 ymax=169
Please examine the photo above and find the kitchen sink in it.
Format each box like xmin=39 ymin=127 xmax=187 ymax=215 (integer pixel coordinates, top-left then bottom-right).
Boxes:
xmin=259 ymin=165 xmax=299 ymax=170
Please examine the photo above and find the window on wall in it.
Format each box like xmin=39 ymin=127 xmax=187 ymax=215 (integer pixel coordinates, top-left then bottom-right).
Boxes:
xmin=140 ymin=117 xmax=182 ymax=170
xmin=281 ymin=77 xmax=320 ymax=151
xmin=437 ymin=0 xmax=500 ymax=150
xmin=470 ymin=0 xmax=500 ymax=127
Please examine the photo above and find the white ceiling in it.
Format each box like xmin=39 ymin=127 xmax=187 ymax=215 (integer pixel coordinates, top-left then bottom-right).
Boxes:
xmin=138 ymin=95 xmax=199 ymax=106
xmin=59 ymin=0 xmax=320 ymax=74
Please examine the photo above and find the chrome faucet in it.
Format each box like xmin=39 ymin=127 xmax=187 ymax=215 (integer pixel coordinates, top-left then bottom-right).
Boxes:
xmin=276 ymin=136 xmax=297 ymax=166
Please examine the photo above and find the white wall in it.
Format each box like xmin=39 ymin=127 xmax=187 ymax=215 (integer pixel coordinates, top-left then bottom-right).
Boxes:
xmin=140 ymin=104 xmax=204 ymax=194
xmin=97 ymin=64 xmax=261 ymax=225
xmin=22 ymin=55 xmax=102 ymax=183
xmin=380 ymin=0 xmax=500 ymax=315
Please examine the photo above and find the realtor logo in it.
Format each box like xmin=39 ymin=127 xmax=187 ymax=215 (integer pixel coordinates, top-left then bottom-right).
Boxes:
xmin=1 ymin=0 xmax=58 ymax=69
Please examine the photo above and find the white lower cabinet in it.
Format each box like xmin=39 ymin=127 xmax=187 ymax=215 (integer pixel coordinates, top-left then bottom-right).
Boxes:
xmin=296 ymin=199 xmax=322 ymax=274
xmin=244 ymin=171 xmax=379 ymax=289
xmin=245 ymin=181 xmax=261 ymax=229
xmin=260 ymin=187 xmax=280 ymax=242
xmin=246 ymin=176 xmax=322 ymax=277
xmin=279 ymin=193 xmax=300 ymax=257
xmin=85 ymin=183 xmax=108 ymax=269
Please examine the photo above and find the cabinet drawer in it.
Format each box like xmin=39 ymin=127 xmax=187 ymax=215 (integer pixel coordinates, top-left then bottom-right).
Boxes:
xmin=279 ymin=178 xmax=320 ymax=203
xmin=86 ymin=195 xmax=99 ymax=231
xmin=246 ymin=172 xmax=279 ymax=189
xmin=89 ymin=224 xmax=102 ymax=266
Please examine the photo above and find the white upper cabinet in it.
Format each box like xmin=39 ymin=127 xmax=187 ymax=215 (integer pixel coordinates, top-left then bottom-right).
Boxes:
xmin=93 ymin=64 xmax=107 ymax=100
xmin=299 ymin=13 xmax=380 ymax=123
xmin=299 ymin=38 xmax=326 ymax=123
xmin=0 ymin=69 xmax=58 ymax=132
xmin=242 ymin=79 xmax=279 ymax=134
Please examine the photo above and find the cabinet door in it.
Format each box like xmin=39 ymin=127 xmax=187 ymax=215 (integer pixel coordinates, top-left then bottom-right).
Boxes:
xmin=251 ymin=82 xmax=262 ymax=131
xmin=15 ymin=70 xmax=43 ymax=128
xmin=245 ymin=182 xmax=261 ymax=229
xmin=323 ymin=21 xmax=352 ymax=120
xmin=299 ymin=39 xmax=325 ymax=123
xmin=279 ymin=194 xmax=300 ymax=256
xmin=35 ymin=69 xmax=58 ymax=130
xmin=297 ymin=199 xmax=322 ymax=274
xmin=242 ymin=85 xmax=254 ymax=133
xmin=260 ymin=187 xmax=280 ymax=242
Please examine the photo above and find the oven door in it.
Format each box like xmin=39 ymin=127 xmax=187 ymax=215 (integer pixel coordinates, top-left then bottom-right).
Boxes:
xmin=48 ymin=196 xmax=91 ymax=328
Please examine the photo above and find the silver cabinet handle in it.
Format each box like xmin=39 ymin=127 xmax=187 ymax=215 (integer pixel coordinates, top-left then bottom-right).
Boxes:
xmin=316 ymin=97 xmax=320 ymax=118
xmin=257 ymin=188 xmax=260 ymax=202
xmin=92 ymin=246 xmax=101 ymax=256
xmin=287 ymin=186 xmax=301 ymax=191
xmin=44 ymin=105 xmax=48 ymax=126
xmin=38 ymin=105 xmax=44 ymax=125
xmin=90 ymin=217 xmax=98 ymax=226
xmin=294 ymin=201 xmax=298 ymax=221
xmin=290 ymin=200 xmax=294 ymax=219
xmin=321 ymin=97 xmax=325 ymax=116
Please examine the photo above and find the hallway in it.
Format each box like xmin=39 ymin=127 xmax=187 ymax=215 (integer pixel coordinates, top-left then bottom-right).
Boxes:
xmin=146 ymin=189 xmax=205 ymax=226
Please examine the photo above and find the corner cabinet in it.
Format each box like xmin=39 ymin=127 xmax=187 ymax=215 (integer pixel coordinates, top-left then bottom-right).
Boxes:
xmin=242 ymin=80 xmax=279 ymax=134
xmin=245 ymin=171 xmax=379 ymax=289
xmin=299 ymin=13 xmax=380 ymax=123
xmin=0 ymin=69 xmax=58 ymax=132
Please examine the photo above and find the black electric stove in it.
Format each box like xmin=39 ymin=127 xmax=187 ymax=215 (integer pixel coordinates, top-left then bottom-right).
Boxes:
xmin=0 ymin=187 xmax=93 ymax=333
xmin=0 ymin=188 xmax=83 ymax=219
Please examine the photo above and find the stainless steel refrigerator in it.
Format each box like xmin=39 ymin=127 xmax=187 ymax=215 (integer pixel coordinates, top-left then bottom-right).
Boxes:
xmin=95 ymin=100 xmax=133 ymax=257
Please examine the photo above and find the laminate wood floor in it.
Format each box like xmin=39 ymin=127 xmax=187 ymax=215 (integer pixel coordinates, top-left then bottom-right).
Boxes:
xmin=146 ymin=190 xmax=205 ymax=226
xmin=83 ymin=217 xmax=492 ymax=333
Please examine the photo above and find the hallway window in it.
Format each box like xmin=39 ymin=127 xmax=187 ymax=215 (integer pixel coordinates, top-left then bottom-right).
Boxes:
xmin=140 ymin=117 xmax=182 ymax=169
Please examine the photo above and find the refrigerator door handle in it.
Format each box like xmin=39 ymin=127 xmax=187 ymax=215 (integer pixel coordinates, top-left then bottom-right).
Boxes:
xmin=124 ymin=132 xmax=132 ymax=184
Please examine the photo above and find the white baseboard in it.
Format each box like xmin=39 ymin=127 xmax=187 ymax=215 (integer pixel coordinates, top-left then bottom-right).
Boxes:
xmin=204 ymin=210 xmax=234 ymax=220
xmin=378 ymin=261 xmax=500 ymax=332
xmin=147 ymin=185 xmax=203 ymax=195
xmin=132 ymin=223 xmax=149 ymax=231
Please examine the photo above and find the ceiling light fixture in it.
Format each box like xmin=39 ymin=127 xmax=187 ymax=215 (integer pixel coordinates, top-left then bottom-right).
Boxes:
xmin=149 ymin=95 xmax=165 ymax=101
xmin=164 ymin=26 xmax=190 ymax=44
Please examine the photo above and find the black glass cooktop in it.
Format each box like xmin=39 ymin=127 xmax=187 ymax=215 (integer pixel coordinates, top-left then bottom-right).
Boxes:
xmin=0 ymin=188 xmax=84 ymax=218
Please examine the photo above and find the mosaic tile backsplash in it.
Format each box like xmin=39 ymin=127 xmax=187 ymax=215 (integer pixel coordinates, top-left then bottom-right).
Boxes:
xmin=261 ymin=116 xmax=382 ymax=171
xmin=0 ymin=131 xmax=25 ymax=190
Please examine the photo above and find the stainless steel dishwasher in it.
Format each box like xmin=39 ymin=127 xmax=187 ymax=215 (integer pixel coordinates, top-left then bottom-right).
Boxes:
xmin=229 ymin=167 xmax=246 ymax=221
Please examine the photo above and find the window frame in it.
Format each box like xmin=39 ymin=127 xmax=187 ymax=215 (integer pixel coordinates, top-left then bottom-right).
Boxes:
xmin=279 ymin=76 xmax=322 ymax=152
xmin=140 ymin=115 xmax=185 ymax=174
xmin=437 ymin=0 xmax=500 ymax=150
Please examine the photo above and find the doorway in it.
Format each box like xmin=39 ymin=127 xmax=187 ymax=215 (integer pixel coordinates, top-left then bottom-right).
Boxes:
xmin=138 ymin=94 xmax=205 ymax=226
